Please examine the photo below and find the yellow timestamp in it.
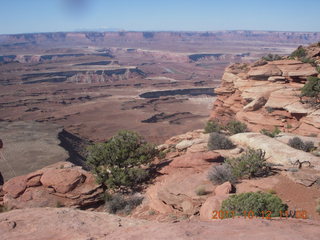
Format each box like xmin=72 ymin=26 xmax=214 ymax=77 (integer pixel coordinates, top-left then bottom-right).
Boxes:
xmin=212 ymin=210 xmax=308 ymax=220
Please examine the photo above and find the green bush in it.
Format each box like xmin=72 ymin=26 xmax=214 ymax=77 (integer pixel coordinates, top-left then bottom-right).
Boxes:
xmin=262 ymin=54 xmax=282 ymax=61
xmin=204 ymin=120 xmax=222 ymax=133
xmin=260 ymin=127 xmax=281 ymax=138
xmin=288 ymin=137 xmax=315 ymax=152
xmin=105 ymin=193 xmax=143 ymax=215
xmin=225 ymin=148 xmax=269 ymax=179
xmin=208 ymin=133 xmax=234 ymax=150
xmin=208 ymin=164 xmax=236 ymax=184
xmin=221 ymin=192 xmax=288 ymax=217
xmin=301 ymin=57 xmax=316 ymax=65
xmin=86 ymin=130 xmax=158 ymax=190
xmin=290 ymin=46 xmax=307 ymax=59
xmin=317 ymin=66 xmax=320 ymax=73
xmin=225 ymin=120 xmax=247 ymax=135
xmin=301 ymin=76 xmax=320 ymax=107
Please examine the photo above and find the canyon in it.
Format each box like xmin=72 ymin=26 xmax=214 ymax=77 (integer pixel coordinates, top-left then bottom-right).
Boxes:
xmin=0 ymin=32 xmax=320 ymax=239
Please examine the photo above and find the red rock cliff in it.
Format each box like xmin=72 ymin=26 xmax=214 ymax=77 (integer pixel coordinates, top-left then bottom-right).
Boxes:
xmin=211 ymin=43 xmax=320 ymax=136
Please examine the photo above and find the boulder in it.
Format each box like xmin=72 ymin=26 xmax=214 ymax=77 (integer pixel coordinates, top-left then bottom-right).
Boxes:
xmin=243 ymin=96 xmax=267 ymax=111
xmin=214 ymin=182 xmax=232 ymax=196
xmin=268 ymin=76 xmax=287 ymax=82
xmin=199 ymin=182 xmax=232 ymax=221
xmin=264 ymin=87 xmax=299 ymax=109
xmin=2 ymin=162 xmax=103 ymax=209
xmin=230 ymin=133 xmax=320 ymax=170
xmin=247 ymin=64 xmax=282 ymax=78
xmin=175 ymin=139 xmax=204 ymax=151
xmin=170 ymin=152 xmax=222 ymax=168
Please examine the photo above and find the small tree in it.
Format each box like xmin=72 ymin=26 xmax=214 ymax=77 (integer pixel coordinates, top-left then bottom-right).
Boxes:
xmin=87 ymin=130 xmax=158 ymax=190
xmin=290 ymin=46 xmax=307 ymax=59
xmin=225 ymin=120 xmax=247 ymax=135
xmin=204 ymin=120 xmax=222 ymax=133
xmin=300 ymin=76 xmax=320 ymax=107
xmin=225 ymin=148 xmax=269 ymax=179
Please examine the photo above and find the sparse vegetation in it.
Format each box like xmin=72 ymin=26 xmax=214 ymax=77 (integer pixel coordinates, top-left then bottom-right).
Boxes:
xmin=262 ymin=54 xmax=282 ymax=61
xmin=288 ymin=137 xmax=315 ymax=152
xmin=267 ymin=189 xmax=277 ymax=195
xmin=260 ymin=127 xmax=281 ymax=138
xmin=55 ymin=201 xmax=64 ymax=208
xmin=208 ymin=133 xmax=234 ymax=150
xmin=290 ymin=46 xmax=307 ymax=59
xmin=225 ymin=120 xmax=248 ymax=135
xmin=86 ymin=130 xmax=158 ymax=190
xmin=204 ymin=120 xmax=222 ymax=133
xmin=105 ymin=193 xmax=143 ymax=215
xmin=301 ymin=57 xmax=316 ymax=65
xmin=225 ymin=148 xmax=269 ymax=179
xmin=300 ymin=76 xmax=320 ymax=107
xmin=208 ymin=164 xmax=236 ymax=185
xmin=195 ymin=186 xmax=208 ymax=196
xmin=221 ymin=192 xmax=288 ymax=218
xmin=265 ymin=106 xmax=275 ymax=113
xmin=0 ymin=205 xmax=10 ymax=213
xmin=286 ymin=124 xmax=293 ymax=129
xmin=316 ymin=199 xmax=320 ymax=215
xmin=158 ymin=151 xmax=166 ymax=159
xmin=148 ymin=210 xmax=156 ymax=215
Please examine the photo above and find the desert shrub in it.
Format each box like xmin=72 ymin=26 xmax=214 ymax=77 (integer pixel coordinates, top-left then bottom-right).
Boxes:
xmin=260 ymin=127 xmax=281 ymax=138
xmin=301 ymin=57 xmax=316 ymax=65
xmin=204 ymin=120 xmax=222 ymax=133
xmin=317 ymin=66 xmax=320 ymax=73
xmin=105 ymin=193 xmax=143 ymax=215
xmin=300 ymin=76 xmax=320 ymax=107
xmin=195 ymin=186 xmax=207 ymax=196
xmin=0 ymin=205 xmax=10 ymax=213
xmin=316 ymin=199 xmax=320 ymax=215
xmin=267 ymin=189 xmax=277 ymax=194
xmin=86 ymin=130 xmax=158 ymax=190
xmin=290 ymin=46 xmax=307 ymax=59
xmin=208 ymin=133 xmax=234 ymax=150
xmin=265 ymin=106 xmax=275 ymax=113
xmin=221 ymin=192 xmax=288 ymax=217
xmin=288 ymin=137 xmax=315 ymax=152
xmin=208 ymin=164 xmax=236 ymax=184
xmin=225 ymin=148 xmax=269 ymax=179
xmin=262 ymin=54 xmax=282 ymax=61
xmin=225 ymin=120 xmax=247 ymax=135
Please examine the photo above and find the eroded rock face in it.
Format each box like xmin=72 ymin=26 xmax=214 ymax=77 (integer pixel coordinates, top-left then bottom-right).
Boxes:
xmin=211 ymin=47 xmax=320 ymax=136
xmin=2 ymin=162 xmax=103 ymax=209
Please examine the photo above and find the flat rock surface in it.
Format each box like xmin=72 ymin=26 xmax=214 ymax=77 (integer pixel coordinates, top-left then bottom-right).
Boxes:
xmin=0 ymin=121 xmax=69 ymax=181
xmin=1 ymin=207 xmax=320 ymax=240
xmin=230 ymin=133 xmax=320 ymax=169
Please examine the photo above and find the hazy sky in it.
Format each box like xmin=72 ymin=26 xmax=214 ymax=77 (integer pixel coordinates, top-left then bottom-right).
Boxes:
xmin=1 ymin=0 xmax=320 ymax=34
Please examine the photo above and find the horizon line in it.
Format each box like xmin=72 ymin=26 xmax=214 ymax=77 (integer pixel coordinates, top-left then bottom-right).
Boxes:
xmin=1 ymin=29 xmax=320 ymax=36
